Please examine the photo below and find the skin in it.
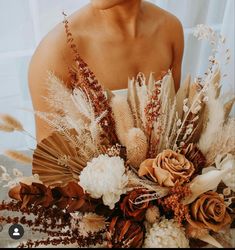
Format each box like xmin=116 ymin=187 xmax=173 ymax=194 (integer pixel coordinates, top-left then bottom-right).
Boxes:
xmin=28 ymin=0 xmax=184 ymax=142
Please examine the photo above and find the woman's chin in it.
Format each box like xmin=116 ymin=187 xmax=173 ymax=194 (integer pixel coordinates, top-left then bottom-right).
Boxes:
xmin=90 ymin=0 xmax=127 ymax=10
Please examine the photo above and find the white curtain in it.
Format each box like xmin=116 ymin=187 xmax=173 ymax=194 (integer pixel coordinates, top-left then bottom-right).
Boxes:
xmin=0 ymin=0 xmax=234 ymax=151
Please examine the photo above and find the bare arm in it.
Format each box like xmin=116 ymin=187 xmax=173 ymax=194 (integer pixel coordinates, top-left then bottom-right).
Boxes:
xmin=28 ymin=31 xmax=69 ymax=142
xmin=171 ymin=18 xmax=184 ymax=92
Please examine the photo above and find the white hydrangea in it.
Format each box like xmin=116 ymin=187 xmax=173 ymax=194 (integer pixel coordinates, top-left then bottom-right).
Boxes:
xmin=79 ymin=154 xmax=128 ymax=209
xmin=144 ymin=218 xmax=189 ymax=248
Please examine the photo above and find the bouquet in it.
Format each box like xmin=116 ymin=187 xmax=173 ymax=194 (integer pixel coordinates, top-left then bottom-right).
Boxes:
xmin=0 ymin=24 xmax=234 ymax=248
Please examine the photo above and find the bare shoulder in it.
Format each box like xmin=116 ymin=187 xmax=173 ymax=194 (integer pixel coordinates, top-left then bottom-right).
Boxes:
xmin=144 ymin=2 xmax=183 ymax=37
xmin=28 ymin=5 xmax=91 ymax=84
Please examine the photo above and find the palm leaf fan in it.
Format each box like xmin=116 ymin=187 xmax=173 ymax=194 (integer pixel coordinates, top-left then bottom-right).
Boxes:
xmin=32 ymin=131 xmax=87 ymax=187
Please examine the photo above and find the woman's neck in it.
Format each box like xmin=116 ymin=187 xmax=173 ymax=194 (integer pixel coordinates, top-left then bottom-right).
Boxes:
xmin=94 ymin=0 xmax=143 ymax=38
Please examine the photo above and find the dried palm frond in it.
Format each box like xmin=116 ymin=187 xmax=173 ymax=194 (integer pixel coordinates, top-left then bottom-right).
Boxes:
xmin=156 ymin=72 xmax=177 ymax=153
xmin=4 ymin=150 xmax=32 ymax=164
xmin=110 ymin=94 xmax=134 ymax=146
xmin=176 ymin=74 xmax=191 ymax=120
xmin=32 ymin=131 xmax=87 ymax=187
xmin=127 ymin=76 xmax=142 ymax=128
xmin=0 ymin=114 xmax=24 ymax=131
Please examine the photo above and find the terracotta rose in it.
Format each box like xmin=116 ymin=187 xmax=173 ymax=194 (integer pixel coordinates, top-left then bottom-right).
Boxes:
xmin=187 ymin=191 xmax=231 ymax=232
xmin=138 ymin=149 xmax=195 ymax=187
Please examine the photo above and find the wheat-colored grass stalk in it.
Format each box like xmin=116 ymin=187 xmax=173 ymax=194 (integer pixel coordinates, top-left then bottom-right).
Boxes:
xmin=4 ymin=150 xmax=32 ymax=164
xmin=0 ymin=114 xmax=24 ymax=131
xmin=0 ymin=124 xmax=14 ymax=132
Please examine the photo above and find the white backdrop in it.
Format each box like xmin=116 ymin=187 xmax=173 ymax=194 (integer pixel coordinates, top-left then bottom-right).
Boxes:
xmin=0 ymin=0 xmax=234 ymax=151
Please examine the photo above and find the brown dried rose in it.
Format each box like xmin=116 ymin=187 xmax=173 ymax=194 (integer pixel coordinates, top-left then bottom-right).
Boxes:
xmin=139 ymin=149 xmax=195 ymax=187
xmin=120 ymin=189 xmax=150 ymax=221
xmin=107 ymin=217 xmax=144 ymax=248
xmin=187 ymin=191 xmax=231 ymax=233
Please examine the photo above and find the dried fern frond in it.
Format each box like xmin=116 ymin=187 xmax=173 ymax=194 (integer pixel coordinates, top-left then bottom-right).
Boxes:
xmin=4 ymin=150 xmax=32 ymax=164
xmin=0 ymin=114 xmax=24 ymax=131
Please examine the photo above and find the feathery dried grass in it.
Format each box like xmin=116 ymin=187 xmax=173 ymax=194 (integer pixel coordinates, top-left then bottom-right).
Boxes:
xmin=0 ymin=124 xmax=14 ymax=132
xmin=0 ymin=114 xmax=24 ymax=131
xmin=4 ymin=150 xmax=32 ymax=164
xmin=198 ymin=74 xmax=225 ymax=154
xmin=205 ymin=118 xmax=235 ymax=166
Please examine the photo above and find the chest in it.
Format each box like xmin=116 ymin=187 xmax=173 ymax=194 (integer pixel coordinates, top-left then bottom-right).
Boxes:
xmin=67 ymin=33 xmax=173 ymax=90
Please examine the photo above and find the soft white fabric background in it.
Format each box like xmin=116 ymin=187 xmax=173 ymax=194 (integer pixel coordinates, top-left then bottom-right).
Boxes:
xmin=0 ymin=0 xmax=234 ymax=152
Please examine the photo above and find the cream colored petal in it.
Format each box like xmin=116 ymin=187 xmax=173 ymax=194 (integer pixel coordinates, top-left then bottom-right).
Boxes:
xmin=183 ymin=166 xmax=233 ymax=205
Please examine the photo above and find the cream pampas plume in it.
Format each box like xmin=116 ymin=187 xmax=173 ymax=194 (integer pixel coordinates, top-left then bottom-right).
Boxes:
xmin=198 ymin=67 xmax=225 ymax=154
xmin=4 ymin=150 xmax=32 ymax=164
xmin=110 ymin=94 xmax=134 ymax=146
xmin=126 ymin=128 xmax=148 ymax=168
xmin=205 ymin=118 xmax=235 ymax=166
xmin=0 ymin=114 xmax=24 ymax=132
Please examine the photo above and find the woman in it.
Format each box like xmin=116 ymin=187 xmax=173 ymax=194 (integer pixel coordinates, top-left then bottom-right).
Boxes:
xmin=28 ymin=0 xmax=184 ymax=142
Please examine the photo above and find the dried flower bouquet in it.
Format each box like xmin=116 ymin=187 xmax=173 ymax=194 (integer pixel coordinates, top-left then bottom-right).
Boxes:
xmin=0 ymin=24 xmax=234 ymax=248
